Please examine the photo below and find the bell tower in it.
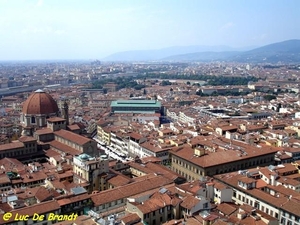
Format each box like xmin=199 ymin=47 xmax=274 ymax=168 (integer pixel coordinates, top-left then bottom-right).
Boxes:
xmin=62 ymin=100 xmax=69 ymax=125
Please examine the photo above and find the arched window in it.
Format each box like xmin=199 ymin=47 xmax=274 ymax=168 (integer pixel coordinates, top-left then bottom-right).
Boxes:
xmin=31 ymin=116 xmax=36 ymax=124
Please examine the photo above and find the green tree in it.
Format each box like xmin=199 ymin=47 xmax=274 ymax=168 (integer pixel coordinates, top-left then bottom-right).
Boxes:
xmin=161 ymin=80 xmax=172 ymax=86
xmin=263 ymin=95 xmax=276 ymax=101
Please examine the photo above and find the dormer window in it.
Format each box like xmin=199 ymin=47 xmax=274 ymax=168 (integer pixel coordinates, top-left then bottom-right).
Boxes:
xmin=238 ymin=177 xmax=256 ymax=190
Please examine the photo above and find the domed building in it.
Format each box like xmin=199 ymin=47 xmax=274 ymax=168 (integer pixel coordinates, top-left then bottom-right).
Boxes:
xmin=20 ymin=89 xmax=60 ymax=135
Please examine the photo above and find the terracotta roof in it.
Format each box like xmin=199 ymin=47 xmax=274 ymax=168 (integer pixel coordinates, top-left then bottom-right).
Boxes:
xmin=119 ymin=213 xmax=141 ymax=225
xmin=54 ymin=129 xmax=92 ymax=146
xmin=57 ymin=193 xmax=90 ymax=206
xmin=19 ymin=136 xmax=36 ymax=142
xmin=0 ymin=142 xmax=24 ymax=151
xmin=35 ymin=186 xmax=53 ymax=202
xmin=129 ymin=132 xmax=143 ymax=140
xmin=180 ymin=195 xmax=200 ymax=210
xmin=22 ymin=90 xmax=59 ymax=115
xmin=35 ymin=128 xmax=53 ymax=135
xmin=49 ymin=140 xmax=81 ymax=156
xmin=171 ymin=143 xmax=278 ymax=168
xmin=107 ymin=174 xmax=131 ymax=187
xmin=45 ymin=149 xmax=61 ymax=158
xmin=47 ymin=117 xmax=66 ymax=122
xmin=214 ymin=171 xmax=300 ymax=216
xmin=136 ymin=192 xmax=181 ymax=214
xmin=0 ymin=174 xmax=10 ymax=184
xmin=0 ymin=157 xmax=24 ymax=171
xmin=67 ymin=124 xmax=81 ymax=130
xmin=21 ymin=171 xmax=47 ymax=184
xmin=141 ymin=156 xmax=161 ymax=164
xmin=91 ymin=175 xmax=173 ymax=206
xmin=214 ymin=181 xmax=228 ymax=190
xmin=52 ymin=215 xmax=96 ymax=225
xmin=216 ymin=203 xmax=237 ymax=216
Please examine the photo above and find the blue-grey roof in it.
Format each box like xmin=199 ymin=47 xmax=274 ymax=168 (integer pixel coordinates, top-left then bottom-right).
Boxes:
xmin=111 ymin=100 xmax=161 ymax=108
xmin=7 ymin=195 xmax=18 ymax=202
xmin=159 ymin=187 xmax=168 ymax=194
xmin=112 ymin=110 xmax=157 ymax=114
xmin=71 ymin=186 xmax=87 ymax=195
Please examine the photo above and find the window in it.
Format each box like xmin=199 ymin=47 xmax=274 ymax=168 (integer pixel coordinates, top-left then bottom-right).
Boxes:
xmin=31 ymin=116 xmax=36 ymax=124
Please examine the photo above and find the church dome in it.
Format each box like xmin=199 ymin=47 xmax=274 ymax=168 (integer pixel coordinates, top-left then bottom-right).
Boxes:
xmin=22 ymin=89 xmax=59 ymax=115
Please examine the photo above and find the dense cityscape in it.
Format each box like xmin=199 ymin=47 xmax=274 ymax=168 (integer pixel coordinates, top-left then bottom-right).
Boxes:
xmin=0 ymin=0 xmax=300 ymax=224
xmin=0 ymin=58 xmax=299 ymax=225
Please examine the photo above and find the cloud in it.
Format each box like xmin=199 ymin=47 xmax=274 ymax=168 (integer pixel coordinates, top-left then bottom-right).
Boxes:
xmin=219 ymin=22 xmax=234 ymax=31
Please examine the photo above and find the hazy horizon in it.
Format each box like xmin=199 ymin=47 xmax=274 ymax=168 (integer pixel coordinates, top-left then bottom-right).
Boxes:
xmin=0 ymin=0 xmax=299 ymax=60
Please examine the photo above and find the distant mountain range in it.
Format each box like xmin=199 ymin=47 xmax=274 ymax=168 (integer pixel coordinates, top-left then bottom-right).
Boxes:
xmin=102 ymin=39 xmax=300 ymax=63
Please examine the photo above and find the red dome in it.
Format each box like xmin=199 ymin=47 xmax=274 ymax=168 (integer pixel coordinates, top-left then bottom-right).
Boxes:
xmin=22 ymin=89 xmax=59 ymax=115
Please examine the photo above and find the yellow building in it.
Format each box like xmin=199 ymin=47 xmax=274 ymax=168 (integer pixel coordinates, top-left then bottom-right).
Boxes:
xmin=97 ymin=125 xmax=111 ymax=145
xmin=73 ymin=153 xmax=109 ymax=193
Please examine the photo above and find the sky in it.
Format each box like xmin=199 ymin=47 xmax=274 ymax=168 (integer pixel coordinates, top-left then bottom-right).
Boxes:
xmin=0 ymin=0 xmax=299 ymax=60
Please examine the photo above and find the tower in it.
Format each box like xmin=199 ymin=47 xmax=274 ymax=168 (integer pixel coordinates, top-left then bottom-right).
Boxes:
xmin=62 ymin=100 xmax=69 ymax=126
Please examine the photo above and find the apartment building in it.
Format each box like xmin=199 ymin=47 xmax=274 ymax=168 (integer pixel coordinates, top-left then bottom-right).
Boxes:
xmin=0 ymin=136 xmax=39 ymax=160
xmin=214 ymin=163 xmax=300 ymax=225
xmin=73 ymin=153 xmax=109 ymax=193
xmin=170 ymin=140 xmax=279 ymax=180
xmin=53 ymin=129 xmax=98 ymax=157
xmin=128 ymin=132 xmax=147 ymax=157
xmin=126 ymin=189 xmax=181 ymax=225
xmin=90 ymin=175 xmax=174 ymax=216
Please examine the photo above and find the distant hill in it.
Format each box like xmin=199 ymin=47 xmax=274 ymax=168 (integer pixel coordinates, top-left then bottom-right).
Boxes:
xmin=102 ymin=45 xmax=254 ymax=62
xmin=162 ymin=39 xmax=300 ymax=63
xmin=228 ymin=39 xmax=300 ymax=63
xmin=162 ymin=51 xmax=239 ymax=61
xmin=102 ymin=39 xmax=300 ymax=63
